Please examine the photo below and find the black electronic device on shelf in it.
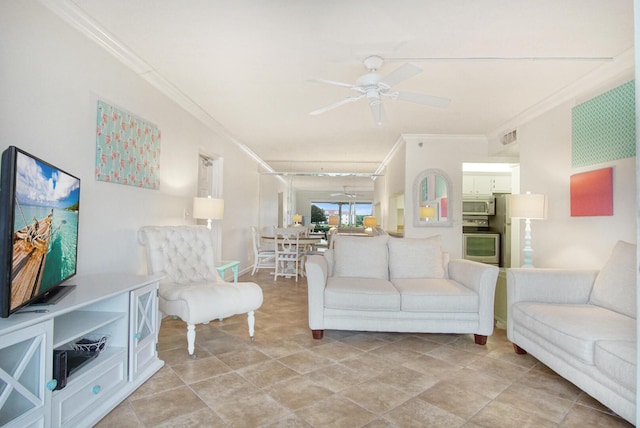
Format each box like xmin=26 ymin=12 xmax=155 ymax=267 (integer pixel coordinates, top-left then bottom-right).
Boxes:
xmin=52 ymin=349 xmax=99 ymax=390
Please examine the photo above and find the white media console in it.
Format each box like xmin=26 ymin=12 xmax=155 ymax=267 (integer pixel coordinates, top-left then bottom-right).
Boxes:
xmin=0 ymin=273 xmax=164 ymax=427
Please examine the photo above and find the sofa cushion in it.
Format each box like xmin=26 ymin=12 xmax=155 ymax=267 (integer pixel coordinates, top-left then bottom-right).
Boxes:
xmin=333 ymin=235 xmax=389 ymax=280
xmin=388 ymin=236 xmax=445 ymax=279
xmin=594 ymin=340 xmax=637 ymax=393
xmin=325 ymin=277 xmax=400 ymax=311
xmin=511 ymin=302 xmax=636 ymax=365
xmin=589 ymin=240 xmax=637 ymax=318
xmin=391 ymin=278 xmax=477 ymax=312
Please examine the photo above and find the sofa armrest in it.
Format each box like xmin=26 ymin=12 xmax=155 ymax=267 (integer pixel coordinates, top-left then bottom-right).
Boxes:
xmin=305 ymin=255 xmax=328 ymax=329
xmin=448 ymin=259 xmax=499 ymax=336
xmin=507 ymin=268 xmax=598 ymax=305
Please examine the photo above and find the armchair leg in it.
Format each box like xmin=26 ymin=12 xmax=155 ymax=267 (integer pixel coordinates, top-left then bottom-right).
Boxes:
xmin=248 ymin=310 xmax=255 ymax=341
xmin=474 ymin=334 xmax=487 ymax=345
xmin=187 ymin=323 xmax=196 ymax=358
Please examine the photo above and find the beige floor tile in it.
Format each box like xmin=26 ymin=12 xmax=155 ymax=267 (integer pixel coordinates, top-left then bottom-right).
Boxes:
xmin=127 ymin=365 xmax=184 ymax=400
xmin=418 ymin=380 xmax=492 ymax=420
xmin=469 ymin=400 xmax=558 ymax=428
xmin=155 ymin=407 xmax=227 ymax=428
xmin=216 ymin=347 xmax=271 ymax=370
xmin=340 ymin=379 xmax=413 ymax=415
xmin=237 ymin=359 xmax=299 ymax=388
xmin=494 ymin=384 xmax=573 ymax=423
xmin=373 ymin=365 xmax=439 ymax=395
xmin=278 ymin=349 xmax=334 ymax=374
xmin=129 ymin=385 xmax=206 ymax=426
xmin=304 ymin=362 xmax=372 ymax=392
xmin=561 ymin=403 xmax=634 ymax=427
xmin=265 ymin=376 xmax=334 ymax=410
xmin=190 ymin=372 xmax=260 ymax=406
xmin=383 ymin=397 xmax=466 ymax=427
xmin=295 ymin=395 xmax=376 ymax=428
xmin=402 ymin=353 xmax=464 ymax=379
xmin=95 ymin=401 xmax=143 ymax=428
xmin=211 ymin=391 xmax=292 ymax=427
xmin=171 ymin=355 xmax=232 ymax=384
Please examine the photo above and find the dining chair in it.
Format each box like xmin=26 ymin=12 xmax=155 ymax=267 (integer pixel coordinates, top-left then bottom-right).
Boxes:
xmin=273 ymin=227 xmax=305 ymax=282
xmin=251 ymin=226 xmax=276 ymax=275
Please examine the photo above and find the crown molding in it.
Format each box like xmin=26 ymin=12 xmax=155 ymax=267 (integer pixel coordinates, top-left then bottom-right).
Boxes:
xmin=39 ymin=0 xmax=275 ymax=173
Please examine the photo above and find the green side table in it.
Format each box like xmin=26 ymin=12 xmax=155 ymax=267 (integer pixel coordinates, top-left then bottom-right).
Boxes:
xmin=216 ymin=260 xmax=240 ymax=283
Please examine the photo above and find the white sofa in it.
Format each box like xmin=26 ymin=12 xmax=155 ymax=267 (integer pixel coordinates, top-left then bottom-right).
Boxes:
xmin=305 ymin=234 xmax=499 ymax=345
xmin=507 ymin=240 xmax=637 ymax=424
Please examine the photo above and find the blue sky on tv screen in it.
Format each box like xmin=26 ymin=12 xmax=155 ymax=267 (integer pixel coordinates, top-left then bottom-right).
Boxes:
xmin=15 ymin=152 xmax=80 ymax=209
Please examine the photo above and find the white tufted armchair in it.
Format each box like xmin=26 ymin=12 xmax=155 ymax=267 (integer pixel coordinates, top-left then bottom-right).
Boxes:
xmin=138 ymin=225 xmax=263 ymax=358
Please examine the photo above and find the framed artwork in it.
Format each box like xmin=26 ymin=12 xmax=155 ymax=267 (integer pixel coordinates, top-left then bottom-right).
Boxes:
xmin=95 ymin=100 xmax=161 ymax=189
xmin=570 ymin=167 xmax=613 ymax=216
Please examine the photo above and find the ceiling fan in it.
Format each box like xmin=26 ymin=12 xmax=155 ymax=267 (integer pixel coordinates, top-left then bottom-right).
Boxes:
xmin=330 ymin=186 xmax=360 ymax=198
xmin=309 ymin=55 xmax=450 ymax=125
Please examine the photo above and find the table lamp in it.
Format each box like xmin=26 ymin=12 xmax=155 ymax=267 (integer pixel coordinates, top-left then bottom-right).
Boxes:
xmin=292 ymin=214 xmax=302 ymax=225
xmin=193 ymin=196 xmax=224 ymax=230
xmin=420 ymin=206 xmax=436 ymax=221
xmin=510 ymin=192 xmax=546 ymax=267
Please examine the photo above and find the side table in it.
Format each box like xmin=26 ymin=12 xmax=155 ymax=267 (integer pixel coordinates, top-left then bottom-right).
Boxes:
xmin=216 ymin=260 xmax=240 ymax=283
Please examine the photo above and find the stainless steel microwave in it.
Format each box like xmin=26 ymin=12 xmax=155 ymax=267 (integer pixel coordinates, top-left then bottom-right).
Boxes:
xmin=462 ymin=197 xmax=495 ymax=215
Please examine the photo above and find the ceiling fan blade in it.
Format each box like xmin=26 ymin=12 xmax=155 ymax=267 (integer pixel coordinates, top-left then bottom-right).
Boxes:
xmin=310 ymin=95 xmax=363 ymax=115
xmin=308 ymin=78 xmax=355 ymax=89
xmin=380 ymin=63 xmax=422 ymax=87
xmin=370 ymin=101 xmax=386 ymax=125
xmin=395 ymin=91 xmax=450 ymax=108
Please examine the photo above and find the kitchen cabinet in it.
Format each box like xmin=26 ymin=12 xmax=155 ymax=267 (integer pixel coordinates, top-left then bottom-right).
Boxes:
xmin=463 ymin=174 xmax=512 ymax=196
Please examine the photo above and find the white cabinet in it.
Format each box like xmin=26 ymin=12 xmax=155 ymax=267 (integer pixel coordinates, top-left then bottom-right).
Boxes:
xmin=463 ymin=175 xmax=493 ymax=196
xmin=463 ymin=174 xmax=512 ymax=196
xmin=491 ymin=175 xmax=512 ymax=193
xmin=0 ymin=274 xmax=163 ymax=428
xmin=0 ymin=321 xmax=52 ymax=428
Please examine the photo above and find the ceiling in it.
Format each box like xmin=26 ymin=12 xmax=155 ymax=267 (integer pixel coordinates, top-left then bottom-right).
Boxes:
xmin=49 ymin=0 xmax=633 ymax=191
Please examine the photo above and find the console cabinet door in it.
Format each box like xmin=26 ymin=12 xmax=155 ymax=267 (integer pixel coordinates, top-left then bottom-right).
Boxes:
xmin=129 ymin=282 xmax=158 ymax=381
xmin=0 ymin=321 xmax=52 ymax=428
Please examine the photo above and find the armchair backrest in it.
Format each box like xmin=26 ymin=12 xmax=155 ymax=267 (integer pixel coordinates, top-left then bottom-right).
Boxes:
xmin=138 ymin=225 xmax=222 ymax=284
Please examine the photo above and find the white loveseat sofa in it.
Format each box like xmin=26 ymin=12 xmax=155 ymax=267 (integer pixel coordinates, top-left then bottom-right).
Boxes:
xmin=305 ymin=235 xmax=499 ymax=345
xmin=507 ymin=240 xmax=637 ymax=424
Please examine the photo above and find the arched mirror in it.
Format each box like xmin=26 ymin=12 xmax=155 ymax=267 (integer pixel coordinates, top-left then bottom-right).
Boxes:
xmin=413 ymin=168 xmax=452 ymax=227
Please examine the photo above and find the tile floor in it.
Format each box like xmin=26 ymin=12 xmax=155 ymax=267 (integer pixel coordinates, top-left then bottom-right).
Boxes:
xmin=97 ymin=270 xmax=633 ymax=427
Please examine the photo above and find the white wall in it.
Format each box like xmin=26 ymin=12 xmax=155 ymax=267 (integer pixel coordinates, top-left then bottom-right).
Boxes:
xmin=0 ymin=1 xmax=263 ymax=275
xmin=518 ymin=74 xmax=636 ymax=269
xmin=403 ymin=135 xmax=512 ymax=257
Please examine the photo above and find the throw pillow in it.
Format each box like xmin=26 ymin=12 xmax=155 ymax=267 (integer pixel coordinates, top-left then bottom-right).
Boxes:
xmin=333 ymin=235 xmax=389 ymax=279
xmin=388 ymin=235 xmax=445 ymax=279
xmin=589 ymin=240 xmax=637 ymax=318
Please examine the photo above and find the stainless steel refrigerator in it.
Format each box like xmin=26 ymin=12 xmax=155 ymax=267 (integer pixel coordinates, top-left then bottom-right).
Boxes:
xmin=489 ymin=193 xmax=511 ymax=268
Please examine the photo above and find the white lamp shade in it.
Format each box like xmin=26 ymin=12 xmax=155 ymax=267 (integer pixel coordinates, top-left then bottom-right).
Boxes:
xmin=363 ymin=216 xmax=376 ymax=227
xmin=420 ymin=206 xmax=436 ymax=219
xmin=193 ymin=197 xmax=224 ymax=220
xmin=510 ymin=193 xmax=546 ymax=219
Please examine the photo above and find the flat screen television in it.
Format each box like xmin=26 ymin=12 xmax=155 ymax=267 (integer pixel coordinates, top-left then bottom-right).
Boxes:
xmin=0 ymin=146 xmax=80 ymax=317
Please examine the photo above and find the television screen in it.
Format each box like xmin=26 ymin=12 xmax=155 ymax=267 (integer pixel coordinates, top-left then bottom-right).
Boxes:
xmin=0 ymin=146 xmax=80 ymax=317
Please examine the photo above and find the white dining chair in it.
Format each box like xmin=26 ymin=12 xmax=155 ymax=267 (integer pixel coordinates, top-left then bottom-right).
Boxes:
xmin=273 ymin=227 xmax=305 ymax=282
xmin=251 ymin=226 xmax=276 ymax=275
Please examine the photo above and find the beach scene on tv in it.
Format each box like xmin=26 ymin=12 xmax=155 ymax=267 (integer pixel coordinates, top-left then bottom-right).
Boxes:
xmin=11 ymin=152 xmax=80 ymax=311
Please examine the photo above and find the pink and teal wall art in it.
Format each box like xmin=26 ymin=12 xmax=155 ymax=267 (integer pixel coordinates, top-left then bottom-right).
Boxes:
xmin=95 ymin=100 xmax=161 ymax=189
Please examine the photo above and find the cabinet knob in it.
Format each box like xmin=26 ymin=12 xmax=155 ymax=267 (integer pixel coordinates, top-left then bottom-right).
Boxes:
xmin=92 ymin=385 xmax=101 ymax=395
xmin=46 ymin=379 xmax=58 ymax=391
